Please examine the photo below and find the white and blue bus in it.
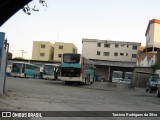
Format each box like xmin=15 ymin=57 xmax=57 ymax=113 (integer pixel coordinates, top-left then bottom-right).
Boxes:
xmin=43 ymin=64 xmax=60 ymax=80
xmin=112 ymin=71 xmax=123 ymax=83
xmin=11 ymin=62 xmax=40 ymax=78
xmin=60 ymin=53 xmax=95 ymax=85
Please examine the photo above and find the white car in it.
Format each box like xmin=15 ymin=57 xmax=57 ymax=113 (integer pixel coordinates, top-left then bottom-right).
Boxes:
xmin=119 ymin=79 xmax=131 ymax=84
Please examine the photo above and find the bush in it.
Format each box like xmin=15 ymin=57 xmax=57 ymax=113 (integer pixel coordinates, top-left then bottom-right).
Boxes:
xmin=152 ymin=62 xmax=160 ymax=70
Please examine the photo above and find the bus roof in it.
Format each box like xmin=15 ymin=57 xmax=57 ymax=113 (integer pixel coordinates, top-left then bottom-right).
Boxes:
xmin=113 ymin=71 xmax=123 ymax=73
xmin=44 ymin=64 xmax=59 ymax=66
xmin=12 ymin=62 xmax=40 ymax=67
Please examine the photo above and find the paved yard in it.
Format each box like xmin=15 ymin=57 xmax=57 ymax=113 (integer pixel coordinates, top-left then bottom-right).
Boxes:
xmin=0 ymin=77 xmax=160 ymax=120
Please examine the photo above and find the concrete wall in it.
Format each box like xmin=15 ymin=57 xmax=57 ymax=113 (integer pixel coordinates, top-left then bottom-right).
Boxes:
xmin=146 ymin=20 xmax=160 ymax=48
xmin=53 ymin=42 xmax=78 ymax=62
xmin=32 ymin=41 xmax=54 ymax=61
xmin=132 ymin=67 xmax=154 ymax=88
xmin=154 ymin=23 xmax=160 ymax=48
xmin=138 ymin=55 xmax=156 ymax=67
xmin=0 ymin=50 xmax=7 ymax=93
xmin=146 ymin=23 xmax=154 ymax=47
xmin=155 ymin=69 xmax=160 ymax=77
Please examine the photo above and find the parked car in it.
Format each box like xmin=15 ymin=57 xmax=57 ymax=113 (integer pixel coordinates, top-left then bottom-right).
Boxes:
xmin=145 ymin=76 xmax=160 ymax=93
xmin=119 ymin=79 xmax=131 ymax=88
xmin=119 ymin=79 xmax=131 ymax=84
xmin=156 ymin=80 xmax=160 ymax=97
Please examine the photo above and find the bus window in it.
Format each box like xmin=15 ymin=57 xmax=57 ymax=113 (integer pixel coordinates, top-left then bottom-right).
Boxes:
xmin=63 ymin=54 xmax=80 ymax=63
xmin=11 ymin=63 xmax=22 ymax=73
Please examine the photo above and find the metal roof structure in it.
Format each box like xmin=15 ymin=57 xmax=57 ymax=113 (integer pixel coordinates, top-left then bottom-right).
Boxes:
xmin=90 ymin=59 xmax=136 ymax=68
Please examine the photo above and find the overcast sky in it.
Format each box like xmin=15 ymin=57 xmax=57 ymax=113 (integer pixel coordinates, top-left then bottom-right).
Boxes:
xmin=1 ymin=0 xmax=160 ymax=59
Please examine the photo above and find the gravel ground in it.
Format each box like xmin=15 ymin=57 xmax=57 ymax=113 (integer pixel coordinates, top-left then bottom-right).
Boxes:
xmin=0 ymin=77 xmax=160 ymax=120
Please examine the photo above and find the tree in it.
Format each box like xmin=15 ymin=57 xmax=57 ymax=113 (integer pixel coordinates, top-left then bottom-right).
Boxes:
xmin=152 ymin=62 xmax=160 ymax=71
xmin=8 ymin=52 xmax=13 ymax=59
xmin=23 ymin=0 xmax=47 ymax=15
xmin=0 ymin=0 xmax=47 ymax=27
xmin=13 ymin=57 xmax=26 ymax=60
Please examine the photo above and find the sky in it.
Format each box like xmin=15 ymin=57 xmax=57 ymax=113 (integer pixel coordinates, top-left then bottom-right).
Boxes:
xmin=1 ymin=0 xmax=160 ymax=59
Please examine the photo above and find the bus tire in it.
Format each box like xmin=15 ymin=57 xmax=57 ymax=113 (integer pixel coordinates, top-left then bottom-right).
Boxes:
xmin=85 ymin=78 xmax=88 ymax=85
xmin=24 ymin=74 xmax=26 ymax=78
xmin=90 ymin=80 xmax=93 ymax=84
xmin=156 ymin=89 xmax=160 ymax=97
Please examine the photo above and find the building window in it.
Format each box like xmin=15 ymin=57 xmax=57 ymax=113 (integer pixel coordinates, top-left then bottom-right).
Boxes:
xmin=59 ymin=45 xmax=63 ymax=49
xmin=41 ymin=44 xmax=45 ymax=48
xmin=127 ymin=45 xmax=129 ymax=48
xmin=40 ymin=53 xmax=45 ymax=57
xmin=104 ymin=44 xmax=110 ymax=48
xmin=97 ymin=43 xmax=101 ymax=47
xmin=114 ymin=52 xmax=118 ymax=56
xmin=132 ymin=46 xmax=137 ymax=50
xmin=132 ymin=54 xmax=137 ymax=58
xmin=103 ymin=52 xmax=110 ymax=56
xmin=115 ymin=44 xmax=119 ymax=48
xmin=126 ymin=53 xmax=128 ymax=56
xmin=121 ymin=45 xmax=124 ymax=47
xmin=120 ymin=53 xmax=124 ymax=56
xmin=58 ymin=54 xmax=62 ymax=58
xmin=97 ymin=51 xmax=100 ymax=55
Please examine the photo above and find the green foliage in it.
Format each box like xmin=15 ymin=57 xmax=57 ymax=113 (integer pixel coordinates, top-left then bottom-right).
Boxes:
xmin=13 ymin=57 xmax=26 ymax=60
xmin=8 ymin=52 xmax=13 ymax=59
xmin=152 ymin=62 xmax=160 ymax=70
xmin=23 ymin=0 xmax=47 ymax=15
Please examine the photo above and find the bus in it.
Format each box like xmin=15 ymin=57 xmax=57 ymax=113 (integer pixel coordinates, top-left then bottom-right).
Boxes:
xmin=6 ymin=65 xmax=12 ymax=77
xmin=43 ymin=64 xmax=60 ymax=80
xmin=123 ymin=72 xmax=132 ymax=84
xmin=11 ymin=62 xmax=40 ymax=78
xmin=60 ymin=53 xmax=95 ymax=85
xmin=112 ymin=71 xmax=123 ymax=83
xmin=124 ymin=72 xmax=132 ymax=81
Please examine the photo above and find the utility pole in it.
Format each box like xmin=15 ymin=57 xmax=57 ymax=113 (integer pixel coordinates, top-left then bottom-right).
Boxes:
xmin=21 ymin=50 xmax=27 ymax=59
xmin=3 ymin=38 xmax=9 ymax=93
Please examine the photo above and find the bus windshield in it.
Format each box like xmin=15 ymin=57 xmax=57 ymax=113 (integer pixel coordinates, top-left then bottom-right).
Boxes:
xmin=112 ymin=71 xmax=123 ymax=79
xmin=43 ymin=65 xmax=54 ymax=75
xmin=11 ymin=63 xmax=23 ymax=73
xmin=125 ymin=73 xmax=132 ymax=80
xmin=63 ymin=54 xmax=80 ymax=63
xmin=61 ymin=67 xmax=81 ymax=77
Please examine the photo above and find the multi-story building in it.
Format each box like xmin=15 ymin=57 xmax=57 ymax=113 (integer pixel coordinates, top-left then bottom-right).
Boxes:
xmin=32 ymin=41 xmax=54 ymax=61
xmin=82 ymin=38 xmax=141 ymax=82
xmin=32 ymin=41 xmax=78 ymax=62
xmin=137 ymin=19 xmax=160 ymax=67
xmin=82 ymin=38 xmax=141 ymax=62
xmin=145 ymin=19 xmax=160 ymax=52
xmin=53 ymin=42 xmax=78 ymax=62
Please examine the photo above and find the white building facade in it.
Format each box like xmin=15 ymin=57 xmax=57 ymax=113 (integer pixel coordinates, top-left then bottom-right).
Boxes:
xmin=136 ymin=53 xmax=156 ymax=67
xmin=82 ymin=38 xmax=141 ymax=62
xmin=145 ymin=19 xmax=160 ymax=51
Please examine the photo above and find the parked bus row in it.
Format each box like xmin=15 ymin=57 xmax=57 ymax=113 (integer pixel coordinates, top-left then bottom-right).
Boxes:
xmin=9 ymin=62 xmax=60 ymax=80
xmin=112 ymin=71 xmax=132 ymax=84
xmin=8 ymin=53 xmax=95 ymax=85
